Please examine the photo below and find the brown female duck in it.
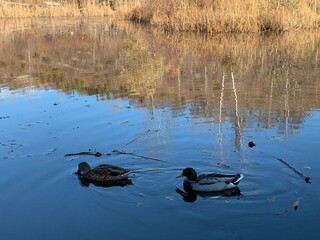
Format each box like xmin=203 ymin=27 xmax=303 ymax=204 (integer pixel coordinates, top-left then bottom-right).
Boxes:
xmin=76 ymin=161 xmax=131 ymax=184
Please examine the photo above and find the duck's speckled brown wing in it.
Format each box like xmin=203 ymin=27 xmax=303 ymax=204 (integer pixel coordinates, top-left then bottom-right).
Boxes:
xmin=98 ymin=164 xmax=130 ymax=175
xmin=83 ymin=164 xmax=130 ymax=182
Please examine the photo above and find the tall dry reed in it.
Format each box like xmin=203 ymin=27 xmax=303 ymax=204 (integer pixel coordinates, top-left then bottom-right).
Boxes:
xmin=2 ymin=0 xmax=320 ymax=32
xmin=0 ymin=0 xmax=139 ymax=18
xmin=127 ymin=0 xmax=320 ymax=33
xmin=0 ymin=0 xmax=113 ymax=18
xmin=0 ymin=0 xmax=142 ymax=18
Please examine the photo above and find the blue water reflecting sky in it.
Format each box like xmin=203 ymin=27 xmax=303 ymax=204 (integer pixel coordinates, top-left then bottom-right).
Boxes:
xmin=1 ymin=19 xmax=320 ymax=239
xmin=0 ymin=87 xmax=319 ymax=240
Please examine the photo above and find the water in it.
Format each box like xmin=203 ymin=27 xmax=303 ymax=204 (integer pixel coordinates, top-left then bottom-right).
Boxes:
xmin=0 ymin=19 xmax=320 ymax=240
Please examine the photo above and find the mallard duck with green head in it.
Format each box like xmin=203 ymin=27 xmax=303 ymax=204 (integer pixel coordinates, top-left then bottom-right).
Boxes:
xmin=176 ymin=167 xmax=244 ymax=192
xmin=76 ymin=161 xmax=131 ymax=184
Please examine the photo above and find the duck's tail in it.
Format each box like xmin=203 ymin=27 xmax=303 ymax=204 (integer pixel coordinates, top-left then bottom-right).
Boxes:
xmin=232 ymin=173 xmax=244 ymax=185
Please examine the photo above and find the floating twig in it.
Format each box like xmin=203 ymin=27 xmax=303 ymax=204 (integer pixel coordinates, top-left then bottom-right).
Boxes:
xmin=64 ymin=148 xmax=168 ymax=164
xmin=275 ymin=157 xmax=311 ymax=183
xmin=123 ymin=130 xmax=151 ymax=147
xmin=130 ymin=167 xmax=164 ymax=173
xmin=112 ymin=149 xmax=168 ymax=163
xmin=276 ymin=209 xmax=288 ymax=215
xmin=65 ymin=151 xmax=102 ymax=157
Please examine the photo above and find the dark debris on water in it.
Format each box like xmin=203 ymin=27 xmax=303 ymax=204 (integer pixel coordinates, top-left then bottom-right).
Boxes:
xmin=65 ymin=151 xmax=102 ymax=157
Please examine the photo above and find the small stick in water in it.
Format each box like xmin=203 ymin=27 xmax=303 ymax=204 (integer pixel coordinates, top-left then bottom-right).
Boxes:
xmin=276 ymin=209 xmax=288 ymax=215
xmin=123 ymin=130 xmax=151 ymax=147
xmin=275 ymin=157 xmax=311 ymax=183
xmin=65 ymin=151 xmax=102 ymax=157
xmin=112 ymin=149 xmax=168 ymax=163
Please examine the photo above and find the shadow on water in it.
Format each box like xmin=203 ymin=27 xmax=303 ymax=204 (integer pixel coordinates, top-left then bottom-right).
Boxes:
xmin=78 ymin=177 xmax=133 ymax=188
xmin=176 ymin=187 xmax=242 ymax=203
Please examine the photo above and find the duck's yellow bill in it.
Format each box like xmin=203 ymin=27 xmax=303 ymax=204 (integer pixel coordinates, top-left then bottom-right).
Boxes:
xmin=176 ymin=173 xmax=183 ymax=178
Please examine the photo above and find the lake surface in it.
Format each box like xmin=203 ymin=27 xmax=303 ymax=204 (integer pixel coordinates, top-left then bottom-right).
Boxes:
xmin=0 ymin=18 xmax=319 ymax=240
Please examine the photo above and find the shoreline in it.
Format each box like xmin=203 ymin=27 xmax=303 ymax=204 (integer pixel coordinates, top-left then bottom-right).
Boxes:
xmin=1 ymin=0 xmax=320 ymax=33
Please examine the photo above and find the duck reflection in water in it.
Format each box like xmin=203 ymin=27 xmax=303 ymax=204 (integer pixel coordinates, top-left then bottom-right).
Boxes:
xmin=76 ymin=161 xmax=132 ymax=188
xmin=176 ymin=187 xmax=242 ymax=202
xmin=78 ymin=178 xmax=133 ymax=187
xmin=176 ymin=167 xmax=244 ymax=202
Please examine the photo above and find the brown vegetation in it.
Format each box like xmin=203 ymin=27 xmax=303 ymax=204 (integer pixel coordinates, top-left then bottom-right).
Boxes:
xmin=0 ymin=0 xmax=140 ymax=18
xmin=0 ymin=0 xmax=106 ymax=17
xmin=128 ymin=0 xmax=320 ymax=33
xmin=2 ymin=1 xmax=320 ymax=33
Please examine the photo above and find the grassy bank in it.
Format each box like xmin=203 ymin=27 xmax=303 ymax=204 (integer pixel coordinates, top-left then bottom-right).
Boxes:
xmin=1 ymin=0 xmax=320 ymax=33
xmin=0 ymin=1 xmax=104 ymax=17
xmin=128 ymin=0 xmax=320 ymax=33
xmin=0 ymin=0 xmax=139 ymax=18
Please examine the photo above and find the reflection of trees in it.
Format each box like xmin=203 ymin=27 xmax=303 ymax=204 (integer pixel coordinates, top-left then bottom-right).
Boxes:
xmin=0 ymin=19 xmax=129 ymax=95
xmin=149 ymin=31 xmax=320 ymax=136
xmin=120 ymin=35 xmax=166 ymax=99
xmin=0 ymin=20 xmax=320 ymax=136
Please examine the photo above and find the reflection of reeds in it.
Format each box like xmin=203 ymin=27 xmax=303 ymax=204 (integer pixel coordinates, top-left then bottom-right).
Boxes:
xmin=128 ymin=0 xmax=320 ymax=33
xmin=150 ymin=30 xmax=320 ymax=76
xmin=119 ymin=35 xmax=167 ymax=98
xmin=0 ymin=20 xmax=319 ymax=118
xmin=0 ymin=19 xmax=128 ymax=93
xmin=146 ymin=29 xmax=320 ymax=127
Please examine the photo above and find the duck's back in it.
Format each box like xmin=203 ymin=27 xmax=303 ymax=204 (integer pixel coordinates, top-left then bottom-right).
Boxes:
xmin=83 ymin=164 xmax=130 ymax=182
xmin=189 ymin=173 xmax=244 ymax=192
xmin=98 ymin=164 xmax=130 ymax=175
xmin=198 ymin=173 xmax=242 ymax=184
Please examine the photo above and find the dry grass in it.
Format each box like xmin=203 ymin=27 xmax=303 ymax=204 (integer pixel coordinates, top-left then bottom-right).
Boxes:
xmin=0 ymin=0 xmax=141 ymax=18
xmin=0 ymin=2 xmax=109 ymax=17
xmin=2 ymin=0 xmax=320 ymax=33
xmin=127 ymin=0 xmax=320 ymax=33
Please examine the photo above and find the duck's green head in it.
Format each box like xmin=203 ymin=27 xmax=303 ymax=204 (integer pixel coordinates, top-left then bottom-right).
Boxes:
xmin=77 ymin=162 xmax=91 ymax=175
xmin=176 ymin=167 xmax=197 ymax=181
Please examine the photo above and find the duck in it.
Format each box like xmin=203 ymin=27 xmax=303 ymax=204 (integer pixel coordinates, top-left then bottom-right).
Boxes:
xmin=176 ymin=167 xmax=244 ymax=192
xmin=76 ymin=161 xmax=131 ymax=183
